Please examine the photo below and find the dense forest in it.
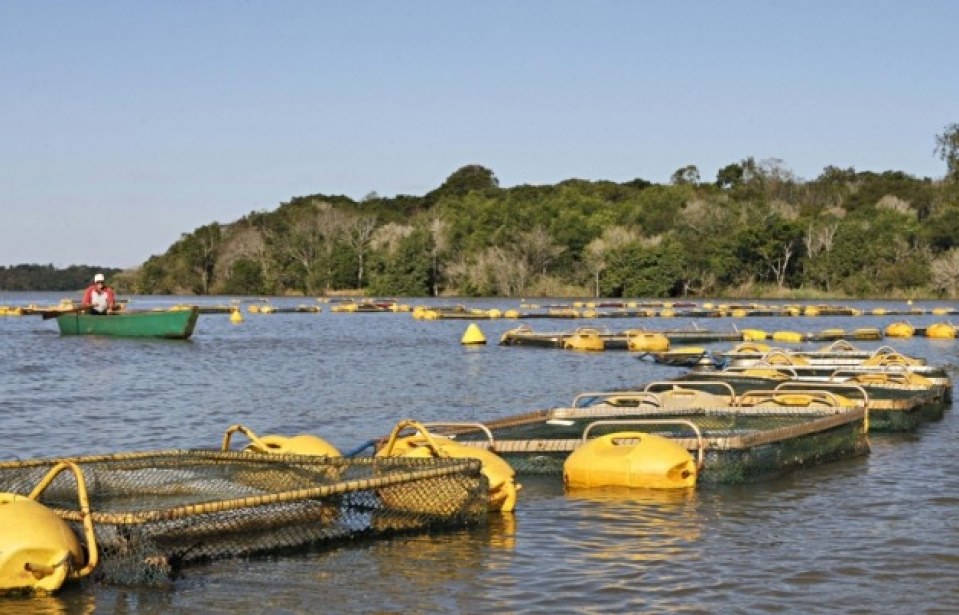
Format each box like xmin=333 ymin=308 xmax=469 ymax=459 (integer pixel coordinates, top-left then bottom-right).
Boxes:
xmin=0 ymin=264 xmax=122 ymax=292
xmin=12 ymin=126 xmax=959 ymax=299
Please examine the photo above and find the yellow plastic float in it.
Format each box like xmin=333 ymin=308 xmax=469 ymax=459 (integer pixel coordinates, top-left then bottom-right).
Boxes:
xmin=461 ymin=323 xmax=487 ymax=345
xmin=564 ymin=422 xmax=698 ymax=490
xmin=772 ymin=331 xmax=804 ymax=343
xmin=926 ymin=322 xmax=957 ymax=339
xmin=376 ymin=420 xmax=519 ymax=513
xmin=0 ymin=462 xmax=98 ymax=594
xmin=221 ymin=424 xmax=342 ymax=457
xmin=563 ymin=328 xmax=606 ymax=352
xmin=884 ymin=322 xmax=914 ymax=338
xmin=626 ymin=331 xmax=669 ymax=352
xmin=762 ymin=349 xmax=810 ymax=366
xmin=732 ymin=341 xmax=771 ymax=354
xmin=861 ymin=352 xmax=922 ymax=367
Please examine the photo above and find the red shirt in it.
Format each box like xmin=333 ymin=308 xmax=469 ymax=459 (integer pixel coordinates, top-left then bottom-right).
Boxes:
xmin=82 ymin=284 xmax=116 ymax=312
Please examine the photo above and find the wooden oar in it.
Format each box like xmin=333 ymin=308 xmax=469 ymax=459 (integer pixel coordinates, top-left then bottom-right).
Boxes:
xmin=41 ymin=305 xmax=90 ymax=320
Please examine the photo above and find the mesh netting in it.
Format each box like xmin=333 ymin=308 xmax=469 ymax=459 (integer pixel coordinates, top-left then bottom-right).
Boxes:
xmin=443 ymin=405 xmax=869 ymax=484
xmin=0 ymin=450 xmax=487 ymax=586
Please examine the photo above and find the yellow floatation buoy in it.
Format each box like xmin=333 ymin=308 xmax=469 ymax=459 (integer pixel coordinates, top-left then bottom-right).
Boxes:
xmin=0 ymin=495 xmax=84 ymax=594
xmin=222 ymin=424 xmax=342 ymax=457
xmin=763 ymin=350 xmax=809 ymax=366
xmin=461 ymin=323 xmax=487 ymax=345
xmin=861 ymin=352 xmax=920 ymax=367
xmin=563 ymin=328 xmax=605 ymax=351
xmin=229 ymin=308 xmax=244 ymax=324
xmin=0 ymin=462 xmax=98 ymax=594
xmin=884 ymin=322 xmax=914 ymax=338
xmin=733 ymin=341 xmax=770 ymax=353
xmin=376 ymin=420 xmax=520 ymax=513
xmin=772 ymin=331 xmax=804 ymax=343
xmin=926 ymin=322 xmax=957 ymax=339
xmin=564 ymin=431 xmax=697 ymax=489
xmin=626 ymin=331 xmax=669 ymax=352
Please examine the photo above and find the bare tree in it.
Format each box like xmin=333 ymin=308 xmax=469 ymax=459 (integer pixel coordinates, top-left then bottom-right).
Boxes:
xmin=516 ymin=226 xmax=565 ymax=275
xmin=428 ymin=216 xmax=451 ymax=296
xmin=803 ymin=222 xmax=839 ymax=259
xmin=875 ymin=195 xmax=915 ymax=217
xmin=344 ymin=214 xmax=378 ymax=289
xmin=479 ymin=246 xmax=531 ymax=296
xmin=931 ymin=248 xmax=959 ymax=296
xmin=212 ymin=223 xmax=268 ymax=289
xmin=757 ymin=240 xmax=797 ymax=288
xmin=583 ymin=226 xmax=640 ymax=297
xmin=371 ymin=222 xmax=414 ymax=254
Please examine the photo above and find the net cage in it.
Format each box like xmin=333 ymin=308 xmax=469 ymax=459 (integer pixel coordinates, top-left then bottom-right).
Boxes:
xmin=0 ymin=450 xmax=488 ymax=586
xmin=438 ymin=404 xmax=869 ymax=484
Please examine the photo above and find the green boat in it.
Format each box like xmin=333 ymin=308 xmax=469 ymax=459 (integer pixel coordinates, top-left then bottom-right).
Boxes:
xmin=55 ymin=307 xmax=200 ymax=339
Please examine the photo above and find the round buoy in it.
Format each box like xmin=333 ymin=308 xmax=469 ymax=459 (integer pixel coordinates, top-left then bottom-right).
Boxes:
xmin=229 ymin=309 xmax=244 ymax=324
xmin=741 ymin=329 xmax=767 ymax=341
xmin=0 ymin=494 xmax=85 ymax=593
xmin=376 ymin=420 xmax=519 ymax=512
xmin=626 ymin=332 xmax=669 ymax=352
xmin=249 ymin=434 xmax=341 ymax=456
xmin=563 ymin=432 xmax=697 ymax=489
xmin=563 ymin=329 xmax=605 ymax=351
xmin=926 ymin=322 xmax=957 ymax=339
xmin=222 ymin=424 xmax=341 ymax=457
xmin=772 ymin=331 xmax=804 ymax=343
xmin=461 ymin=323 xmax=486 ymax=345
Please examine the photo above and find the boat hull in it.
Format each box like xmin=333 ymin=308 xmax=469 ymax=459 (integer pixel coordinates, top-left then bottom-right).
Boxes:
xmin=55 ymin=308 xmax=200 ymax=339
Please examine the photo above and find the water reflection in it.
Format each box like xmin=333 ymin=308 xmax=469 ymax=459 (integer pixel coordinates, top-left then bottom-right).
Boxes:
xmin=563 ymin=487 xmax=702 ymax=564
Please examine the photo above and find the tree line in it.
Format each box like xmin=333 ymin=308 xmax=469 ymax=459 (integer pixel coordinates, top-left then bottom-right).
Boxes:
xmin=13 ymin=125 xmax=959 ymax=299
xmin=0 ymin=264 xmax=122 ymax=292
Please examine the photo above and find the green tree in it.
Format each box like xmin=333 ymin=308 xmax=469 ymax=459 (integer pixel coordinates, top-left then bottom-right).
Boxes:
xmin=602 ymin=239 xmax=687 ymax=297
xmin=221 ymin=258 xmax=266 ymax=295
xmin=935 ymin=123 xmax=959 ymax=181
xmin=368 ymin=228 xmax=432 ymax=296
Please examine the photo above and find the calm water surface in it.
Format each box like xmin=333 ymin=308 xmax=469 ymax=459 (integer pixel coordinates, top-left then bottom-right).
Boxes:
xmin=1 ymin=294 xmax=957 ymax=614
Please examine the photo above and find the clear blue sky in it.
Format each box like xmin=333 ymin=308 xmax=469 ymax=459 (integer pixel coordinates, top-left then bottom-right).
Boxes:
xmin=2 ymin=1 xmax=956 ymax=269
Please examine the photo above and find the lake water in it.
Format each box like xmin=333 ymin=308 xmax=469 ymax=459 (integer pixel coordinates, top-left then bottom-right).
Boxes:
xmin=2 ymin=294 xmax=958 ymax=614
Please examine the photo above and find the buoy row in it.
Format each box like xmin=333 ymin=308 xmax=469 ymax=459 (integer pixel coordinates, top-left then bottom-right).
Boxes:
xmin=885 ymin=322 xmax=957 ymax=338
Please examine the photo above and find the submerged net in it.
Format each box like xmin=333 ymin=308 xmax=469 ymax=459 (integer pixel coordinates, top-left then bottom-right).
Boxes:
xmin=0 ymin=450 xmax=487 ymax=586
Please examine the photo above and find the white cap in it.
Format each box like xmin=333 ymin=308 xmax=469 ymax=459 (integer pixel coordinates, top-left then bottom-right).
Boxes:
xmin=94 ymin=273 xmax=105 ymax=282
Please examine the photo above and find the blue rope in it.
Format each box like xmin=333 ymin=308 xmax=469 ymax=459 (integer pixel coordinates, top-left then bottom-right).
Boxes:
xmin=344 ymin=439 xmax=377 ymax=458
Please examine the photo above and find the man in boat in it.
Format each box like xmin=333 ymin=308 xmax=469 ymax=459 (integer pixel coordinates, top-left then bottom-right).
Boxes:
xmin=82 ymin=273 xmax=117 ymax=315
